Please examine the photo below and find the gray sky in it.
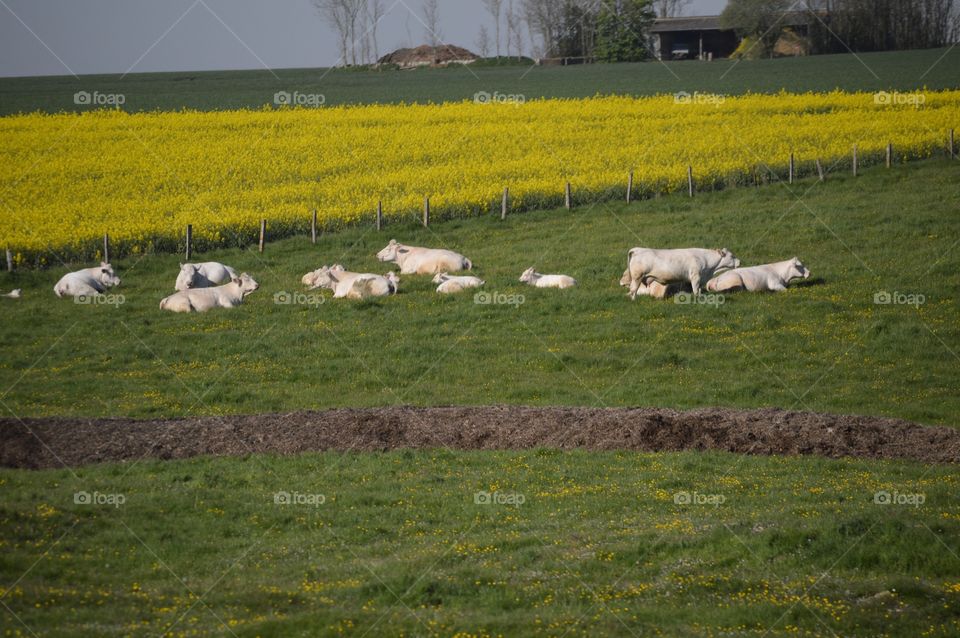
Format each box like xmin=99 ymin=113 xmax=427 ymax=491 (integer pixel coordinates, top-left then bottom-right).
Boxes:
xmin=0 ymin=0 xmax=728 ymax=78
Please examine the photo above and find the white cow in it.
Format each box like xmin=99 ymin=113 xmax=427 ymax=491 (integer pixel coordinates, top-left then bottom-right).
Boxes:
xmin=159 ymin=273 xmax=259 ymax=312
xmin=376 ymin=240 xmax=472 ymax=275
xmin=305 ymin=265 xmax=398 ymax=299
xmin=175 ymin=262 xmax=238 ymax=291
xmin=519 ymin=267 xmax=576 ymax=289
xmin=626 ymin=247 xmax=740 ymax=299
xmin=707 ymin=257 xmax=810 ymax=293
xmin=3 ymin=289 xmax=21 ymax=299
xmin=432 ymin=273 xmax=485 ymax=294
xmin=53 ymin=262 xmax=121 ymax=298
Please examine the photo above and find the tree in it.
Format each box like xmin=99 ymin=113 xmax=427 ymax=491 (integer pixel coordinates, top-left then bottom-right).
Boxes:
xmin=482 ymin=0 xmax=504 ymax=57
xmin=365 ymin=0 xmax=385 ymax=62
xmin=807 ymin=0 xmax=960 ymax=53
xmin=652 ymin=0 xmax=692 ymax=18
xmin=475 ymin=24 xmax=492 ymax=57
xmin=312 ymin=0 xmax=366 ymax=65
xmin=422 ymin=0 xmax=442 ymax=47
xmin=594 ymin=0 xmax=656 ymax=62
xmin=721 ymin=0 xmax=791 ymax=58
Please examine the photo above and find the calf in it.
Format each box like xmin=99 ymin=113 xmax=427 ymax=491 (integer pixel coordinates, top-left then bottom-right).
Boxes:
xmin=626 ymin=247 xmax=739 ymax=299
xmin=305 ymin=265 xmax=398 ymax=299
xmin=519 ymin=267 xmax=576 ymax=289
xmin=160 ymin=273 xmax=259 ymax=312
xmin=54 ymin=262 xmax=121 ymax=298
xmin=376 ymin=240 xmax=472 ymax=275
xmin=706 ymin=258 xmax=810 ymax=293
xmin=432 ymin=273 xmax=485 ymax=294
xmin=175 ymin=262 xmax=237 ymax=291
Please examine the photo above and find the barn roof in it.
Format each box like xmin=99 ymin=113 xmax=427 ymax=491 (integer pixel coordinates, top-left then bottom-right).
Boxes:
xmin=651 ymin=11 xmax=817 ymax=33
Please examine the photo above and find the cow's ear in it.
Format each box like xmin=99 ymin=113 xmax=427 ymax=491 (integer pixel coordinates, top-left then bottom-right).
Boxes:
xmin=179 ymin=262 xmax=184 ymax=268
xmin=101 ymin=261 xmax=109 ymax=267
xmin=398 ymin=248 xmax=409 ymax=254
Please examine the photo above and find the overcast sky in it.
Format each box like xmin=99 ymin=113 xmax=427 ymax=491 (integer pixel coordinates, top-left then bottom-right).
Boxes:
xmin=0 ymin=0 xmax=728 ymax=78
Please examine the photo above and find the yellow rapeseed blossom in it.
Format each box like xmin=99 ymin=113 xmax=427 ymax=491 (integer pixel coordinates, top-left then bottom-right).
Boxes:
xmin=2 ymin=90 xmax=957 ymax=262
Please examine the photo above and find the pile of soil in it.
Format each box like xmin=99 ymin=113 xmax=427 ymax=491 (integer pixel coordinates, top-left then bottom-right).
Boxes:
xmin=1 ymin=406 xmax=957 ymax=469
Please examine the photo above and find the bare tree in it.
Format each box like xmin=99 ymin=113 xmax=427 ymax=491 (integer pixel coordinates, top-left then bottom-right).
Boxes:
xmin=313 ymin=0 xmax=350 ymax=64
xmin=521 ymin=0 xmax=563 ymax=57
xmin=506 ymin=0 xmax=524 ymax=58
xmin=475 ymin=24 xmax=492 ymax=57
xmin=365 ymin=0 xmax=386 ymax=62
xmin=653 ymin=0 xmax=693 ymax=18
xmin=482 ymin=0 xmax=504 ymax=57
xmin=422 ymin=0 xmax=442 ymax=46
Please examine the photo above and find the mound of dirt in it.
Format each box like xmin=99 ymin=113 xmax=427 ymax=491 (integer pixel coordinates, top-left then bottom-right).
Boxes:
xmin=1 ymin=407 xmax=957 ymax=469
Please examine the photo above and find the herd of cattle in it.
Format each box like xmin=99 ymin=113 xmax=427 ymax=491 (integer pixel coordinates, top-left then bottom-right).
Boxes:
xmin=31 ymin=239 xmax=810 ymax=312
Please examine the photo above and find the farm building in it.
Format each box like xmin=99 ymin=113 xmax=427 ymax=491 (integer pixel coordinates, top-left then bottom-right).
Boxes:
xmin=651 ymin=12 xmax=819 ymax=60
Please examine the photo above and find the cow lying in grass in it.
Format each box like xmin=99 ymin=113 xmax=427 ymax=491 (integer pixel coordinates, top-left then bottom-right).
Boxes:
xmin=432 ymin=273 xmax=485 ymax=294
xmin=304 ymin=265 xmax=398 ymax=299
xmin=626 ymin=247 xmax=739 ymax=299
xmin=53 ymin=262 xmax=121 ymax=298
xmin=707 ymin=258 xmax=810 ymax=293
xmin=519 ymin=267 xmax=576 ymax=289
xmin=619 ymin=269 xmax=680 ymax=299
xmin=175 ymin=262 xmax=237 ymax=291
xmin=376 ymin=240 xmax=472 ymax=275
xmin=160 ymin=273 xmax=259 ymax=312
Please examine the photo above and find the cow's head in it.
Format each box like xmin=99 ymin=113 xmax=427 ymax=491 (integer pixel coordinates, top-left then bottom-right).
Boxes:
xmin=376 ymin=240 xmax=401 ymax=263
xmin=716 ymin=248 xmax=740 ymax=271
xmin=301 ymin=268 xmax=323 ymax=288
xmin=308 ymin=266 xmax=340 ymax=290
xmin=98 ymin=262 xmax=121 ymax=287
xmin=233 ymin=273 xmax=259 ymax=297
xmin=176 ymin=263 xmax=201 ymax=290
xmin=431 ymin=272 xmax=449 ymax=284
xmin=619 ymin=269 xmax=631 ymax=287
xmin=788 ymin=257 xmax=810 ymax=280
xmin=519 ymin=267 xmax=536 ymax=283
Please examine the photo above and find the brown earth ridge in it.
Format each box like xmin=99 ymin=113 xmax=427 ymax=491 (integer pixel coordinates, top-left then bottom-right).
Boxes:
xmin=2 ymin=406 xmax=958 ymax=469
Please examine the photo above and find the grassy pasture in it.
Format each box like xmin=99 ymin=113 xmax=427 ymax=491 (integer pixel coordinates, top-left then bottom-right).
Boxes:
xmin=0 ymin=47 xmax=958 ymax=115
xmin=0 ymin=158 xmax=957 ymax=425
xmin=1 ymin=450 xmax=959 ymax=637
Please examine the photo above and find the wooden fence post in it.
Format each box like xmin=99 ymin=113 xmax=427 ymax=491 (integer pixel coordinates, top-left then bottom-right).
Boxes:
xmin=852 ymin=144 xmax=858 ymax=176
xmin=950 ymin=129 xmax=955 ymax=159
xmin=103 ymin=232 xmax=110 ymax=263
xmin=626 ymin=171 xmax=634 ymax=203
xmin=886 ymin=142 xmax=892 ymax=168
xmin=788 ymin=153 xmax=795 ymax=184
xmin=423 ymin=197 xmax=430 ymax=227
xmin=565 ymin=182 xmax=572 ymax=209
xmin=311 ymin=209 xmax=318 ymax=244
xmin=501 ymin=187 xmax=509 ymax=220
xmin=687 ymin=166 xmax=694 ymax=197
xmin=376 ymin=201 xmax=383 ymax=231
xmin=185 ymin=224 xmax=192 ymax=261
xmin=5 ymin=249 xmax=12 ymax=273
xmin=815 ymin=158 xmax=825 ymax=182
xmin=258 ymin=219 xmax=266 ymax=253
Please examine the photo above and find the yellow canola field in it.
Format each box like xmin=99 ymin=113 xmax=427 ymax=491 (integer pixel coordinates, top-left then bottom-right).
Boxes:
xmin=2 ymin=90 xmax=958 ymax=262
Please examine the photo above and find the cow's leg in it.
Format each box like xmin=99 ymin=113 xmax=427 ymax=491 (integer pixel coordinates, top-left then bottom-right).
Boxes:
xmin=628 ymin=273 xmax=642 ymax=300
xmin=689 ymin=271 xmax=702 ymax=296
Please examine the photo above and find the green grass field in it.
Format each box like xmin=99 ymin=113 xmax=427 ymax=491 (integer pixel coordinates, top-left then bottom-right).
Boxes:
xmin=3 ymin=52 xmax=960 ymax=637
xmin=1 ymin=158 xmax=958 ymax=425
xmin=0 ymin=46 xmax=958 ymax=115
xmin=2 ymin=450 xmax=958 ymax=637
